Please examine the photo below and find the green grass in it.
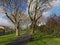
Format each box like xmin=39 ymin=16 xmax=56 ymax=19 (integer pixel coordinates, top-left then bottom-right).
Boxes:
xmin=0 ymin=30 xmax=26 ymax=45
xmin=0 ymin=34 xmax=17 ymax=45
xmin=20 ymin=30 xmax=26 ymax=36
xmin=27 ymin=32 xmax=60 ymax=45
xmin=27 ymin=37 xmax=60 ymax=45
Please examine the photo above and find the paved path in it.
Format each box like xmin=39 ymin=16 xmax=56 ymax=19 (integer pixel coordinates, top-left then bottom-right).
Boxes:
xmin=7 ymin=33 xmax=31 ymax=45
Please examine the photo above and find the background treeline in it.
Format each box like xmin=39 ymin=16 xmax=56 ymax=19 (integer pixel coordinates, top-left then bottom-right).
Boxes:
xmin=37 ymin=14 xmax=60 ymax=37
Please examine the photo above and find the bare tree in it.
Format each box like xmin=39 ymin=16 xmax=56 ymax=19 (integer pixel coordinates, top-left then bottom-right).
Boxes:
xmin=0 ymin=0 xmax=27 ymax=36
xmin=27 ymin=0 xmax=52 ymax=33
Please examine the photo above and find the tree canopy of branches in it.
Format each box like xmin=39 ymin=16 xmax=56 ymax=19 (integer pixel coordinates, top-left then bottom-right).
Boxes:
xmin=0 ymin=0 xmax=27 ymax=36
xmin=45 ymin=14 xmax=60 ymax=34
xmin=27 ymin=0 xmax=52 ymax=33
xmin=47 ymin=14 xmax=60 ymax=28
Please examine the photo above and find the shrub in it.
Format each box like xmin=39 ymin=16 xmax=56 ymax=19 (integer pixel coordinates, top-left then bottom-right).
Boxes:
xmin=0 ymin=30 xmax=5 ymax=35
xmin=30 ymin=32 xmax=46 ymax=41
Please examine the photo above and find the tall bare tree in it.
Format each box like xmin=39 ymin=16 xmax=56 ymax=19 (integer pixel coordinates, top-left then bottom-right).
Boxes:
xmin=27 ymin=0 xmax=52 ymax=33
xmin=0 ymin=0 xmax=27 ymax=36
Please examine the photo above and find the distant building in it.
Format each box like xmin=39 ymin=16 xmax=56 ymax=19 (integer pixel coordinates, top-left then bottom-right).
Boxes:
xmin=0 ymin=25 xmax=15 ymax=35
xmin=0 ymin=25 xmax=5 ymax=29
xmin=0 ymin=25 xmax=5 ymax=35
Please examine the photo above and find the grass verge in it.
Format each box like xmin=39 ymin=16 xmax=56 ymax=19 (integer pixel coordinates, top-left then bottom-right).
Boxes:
xmin=27 ymin=32 xmax=60 ymax=45
xmin=0 ymin=30 xmax=26 ymax=45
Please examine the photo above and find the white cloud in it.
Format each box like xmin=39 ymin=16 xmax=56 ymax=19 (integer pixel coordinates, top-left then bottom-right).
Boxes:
xmin=0 ymin=18 xmax=9 ymax=25
xmin=43 ymin=0 xmax=60 ymax=16
xmin=0 ymin=7 xmax=6 ymax=17
xmin=50 ymin=0 xmax=60 ymax=7
xmin=43 ymin=11 xmax=51 ymax=17
xmin=0 ymin=17 xmax=14 ymax=27
xmin=0 ymin=6 xmax=12 ymax=26
xmin=0 ymin=7 xmax=9 ymax=26
xmin=0 ymin=18 xmax=7 ymax=23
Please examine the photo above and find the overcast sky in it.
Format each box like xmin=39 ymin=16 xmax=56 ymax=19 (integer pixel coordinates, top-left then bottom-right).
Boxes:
xmin=0 ymin=0 xmax=60 ymax=27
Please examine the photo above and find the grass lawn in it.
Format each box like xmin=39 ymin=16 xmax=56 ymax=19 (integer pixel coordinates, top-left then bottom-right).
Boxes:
xmin=27 ymin=32 xmax=60 ymax=45
xmin=0 ymin=34 xmax=17 ymax=45
xmin=0 ymin=30 xmax=26 ymax=45
xmin=27 ymin=36 xmax=60 ymax=45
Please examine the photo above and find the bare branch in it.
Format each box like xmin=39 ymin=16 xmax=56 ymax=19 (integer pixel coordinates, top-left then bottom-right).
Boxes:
xmin=5 ymin=13 xmax=15 ymax=24
xmin=28 ymin=0 xmax=33 ymax=21
xmin=36 ymin=15 xmax=42 ymax=22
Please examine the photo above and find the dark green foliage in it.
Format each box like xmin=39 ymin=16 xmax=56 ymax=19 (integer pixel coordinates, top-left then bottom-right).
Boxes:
xmin=30 ymin=32 xmax=46 ymax=41
xmin=0 ymin=30 xmax=5 ymax=36
xmin=0 ymin=30 xmax=5 ymax=33
xmin=36 ymin=15 xmax=60 ymax=37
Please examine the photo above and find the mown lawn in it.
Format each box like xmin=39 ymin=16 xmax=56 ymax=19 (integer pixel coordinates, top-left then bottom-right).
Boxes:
xmin=0 ymin=34 xmax=17 ymax=45
xmin=27 ymin=33 xmax=60 ymax=45
xmin=27 ymin=37 xmax=60 ymax=45
xmin=0 ymin=30 xmax=26 ymax=45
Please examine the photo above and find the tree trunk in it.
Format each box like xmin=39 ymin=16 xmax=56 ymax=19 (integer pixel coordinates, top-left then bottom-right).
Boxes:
xmin=32 ymin=26 xmax=35 ymax=33
xmin=32 ymin=22 xmax=36 ymax=33
xmin=15 ymin=26 xmax=20 ymax=36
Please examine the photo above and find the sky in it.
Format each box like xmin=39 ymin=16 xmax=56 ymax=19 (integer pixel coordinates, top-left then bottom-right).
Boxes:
xmin=0 ymin=0 xmax=60 ymax=27
xmin=43 ymin=0 xmax=60 ymax=17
